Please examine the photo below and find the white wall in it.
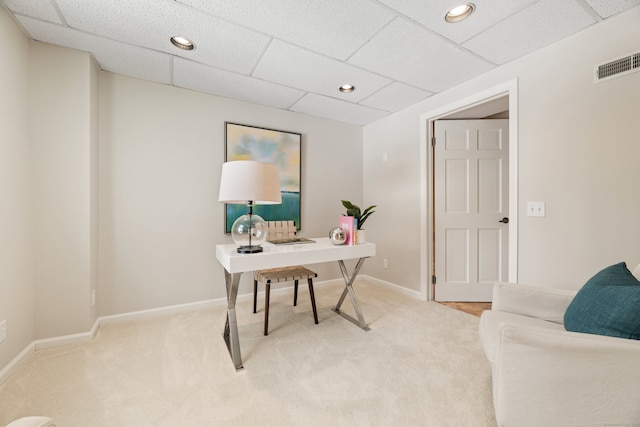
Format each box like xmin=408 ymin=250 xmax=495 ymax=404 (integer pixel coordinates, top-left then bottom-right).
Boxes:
xmin=0 ymin=8 xmax=34 ymax=370
xmin=30 ymin=42 xmax=100 ymax=338
xmin=363 ymin=7 xmax=640 ymax=292
xmin=98 ymin=73 xmax=363 ymax=315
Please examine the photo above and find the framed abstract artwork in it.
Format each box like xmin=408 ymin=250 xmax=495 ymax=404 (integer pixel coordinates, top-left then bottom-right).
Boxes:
xmin=224 ymin=122 xmax=302 ymax=233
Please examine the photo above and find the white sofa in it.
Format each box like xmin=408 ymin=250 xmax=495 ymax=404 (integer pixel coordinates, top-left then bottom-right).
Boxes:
xmin=479 ymin=273 xmax=640 ymax=426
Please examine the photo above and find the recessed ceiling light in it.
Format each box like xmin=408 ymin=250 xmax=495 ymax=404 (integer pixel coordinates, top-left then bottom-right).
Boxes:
xmin=170 ymin=36 xmax=195 ymax=51
xmin=339 ymin=84 xmax=355 ymax=93
xmin=445 ymin=3 xmax=475 ymax=23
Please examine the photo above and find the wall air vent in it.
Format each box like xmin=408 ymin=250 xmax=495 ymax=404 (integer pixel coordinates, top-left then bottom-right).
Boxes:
xmin=594 ymin=51 xmax=640 ymax=83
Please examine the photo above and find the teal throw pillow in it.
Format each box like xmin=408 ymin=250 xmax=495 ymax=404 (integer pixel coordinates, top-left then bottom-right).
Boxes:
xmin=564 ymin=262 xmax=640 ymax=340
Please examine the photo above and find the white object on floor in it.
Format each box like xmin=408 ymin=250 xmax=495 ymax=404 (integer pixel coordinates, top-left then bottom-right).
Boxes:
xmin=5 ymin=417 xmax=55 ymax=427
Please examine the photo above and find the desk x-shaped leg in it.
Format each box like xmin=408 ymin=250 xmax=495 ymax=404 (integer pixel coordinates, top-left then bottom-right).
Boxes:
xmin=223 ymin=270 xmax=244 ymax=371
xmin=331 ymin=257 xmax=371 ymax=331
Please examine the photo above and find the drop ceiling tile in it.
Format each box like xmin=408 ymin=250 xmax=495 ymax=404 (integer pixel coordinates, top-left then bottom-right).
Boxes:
xmin=584 ymin=0 xmax=640 ymax=18
xmin=291 ymin=93 xmax=389 ymax=125
xmin=173 ymin=58 xmax=305 ymax=110
xmin=3 ymin=0 xmax=63 ymax=24
xmin=378 ymin=0 xmax=537 ymax=44
xmin=463 ymin=0 xmax=597 ymax=65
xmin=6 ymin=0 xmax=639 ymax=127
xmin=349 ymin=18 xmax=494 ymax=93
xmin=253 ymin=40 xmax=392 ymax=103
xmin=176 ymin=0 xmax=395 ymax=60
xmin=92 ymin=45 xmax=172 ymax=85
xmin=54 ymin=0 xmax=270 ymax=74
xmin=359 ymin=82 xmax=432 ymax=112
xmin=16 ymin=16 xmax=171 ymax=84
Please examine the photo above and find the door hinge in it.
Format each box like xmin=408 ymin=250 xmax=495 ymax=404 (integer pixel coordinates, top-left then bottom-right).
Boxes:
xmin=431 ymin=136 xmax=436 ymax=147
xmin=431 ymin=275 xmax=437 ymax=285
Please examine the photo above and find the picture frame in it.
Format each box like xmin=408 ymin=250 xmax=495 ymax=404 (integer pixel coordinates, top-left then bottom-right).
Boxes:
xmin=224 ymin=122 xmax=302 ymax=233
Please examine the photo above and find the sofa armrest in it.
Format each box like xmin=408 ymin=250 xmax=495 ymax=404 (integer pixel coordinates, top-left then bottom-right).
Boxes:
xmin=491 ymin=282 xmax=576 ymax=324
xmin=6 ymin=417 xmax=56 ymax=427
xmin=494 ymin=323 xmax=640 ymax=427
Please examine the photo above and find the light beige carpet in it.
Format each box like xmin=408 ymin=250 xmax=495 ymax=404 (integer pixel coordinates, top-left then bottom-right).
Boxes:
xmin=0 ymin=280 xmax=497 ymax=426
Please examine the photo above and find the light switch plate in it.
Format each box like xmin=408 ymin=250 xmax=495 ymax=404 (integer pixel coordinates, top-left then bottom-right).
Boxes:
xmin=527 ymin=202 xmax=545 ymax=217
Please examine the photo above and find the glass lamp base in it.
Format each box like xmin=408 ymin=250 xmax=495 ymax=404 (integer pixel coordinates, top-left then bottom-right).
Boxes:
xmin=231 ymin=212 xmax=268 ymax=254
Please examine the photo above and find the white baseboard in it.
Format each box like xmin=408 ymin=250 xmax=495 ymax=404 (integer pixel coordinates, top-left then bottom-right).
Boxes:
xmin=0 ymin=319 xmax=103 ymax=385
xmin=0 ymin=276 xmax=419 ymax=385
xmin=359 ymin=275 xmax=426 ymax=300
xmin=34 ymin=318 xmax=101 ymax=350
xmin=0 ymin=341 xmax=35 ymax=386
xmin=99 ymin=297 xmax=227 ymax=325
xmin=0 ymin=320 xmax=102 ymax=385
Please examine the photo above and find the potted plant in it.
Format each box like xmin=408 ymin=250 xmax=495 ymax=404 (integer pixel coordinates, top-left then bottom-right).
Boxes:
xmin=341 ymin=200 xmax=376 ymax=243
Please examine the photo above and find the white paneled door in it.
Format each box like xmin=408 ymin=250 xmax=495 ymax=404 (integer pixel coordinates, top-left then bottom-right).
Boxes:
xmin=434 ymin=119 xmax=509 ymax=302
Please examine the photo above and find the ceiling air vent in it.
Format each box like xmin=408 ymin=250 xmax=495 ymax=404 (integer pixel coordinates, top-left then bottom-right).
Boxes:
xmin=594 ymin=51 xmax=640 ymax=83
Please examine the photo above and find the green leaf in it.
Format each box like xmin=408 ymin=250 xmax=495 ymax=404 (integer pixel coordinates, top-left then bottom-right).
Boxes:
xmin=341 ymin=200 xmax=376 ymax=229
xmin=341 ymin=200 xmax=356 ymax=210
xmin=361 ymin=205 xmax=376 ymax=217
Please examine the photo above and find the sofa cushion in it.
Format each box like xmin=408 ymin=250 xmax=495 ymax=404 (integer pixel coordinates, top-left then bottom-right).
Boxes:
xmin=564 ymin=262 xmax=640 ymax=340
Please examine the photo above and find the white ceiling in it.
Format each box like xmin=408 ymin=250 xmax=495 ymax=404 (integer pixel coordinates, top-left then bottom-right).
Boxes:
xmin=3 ymin=0 xmax=639 ymax=125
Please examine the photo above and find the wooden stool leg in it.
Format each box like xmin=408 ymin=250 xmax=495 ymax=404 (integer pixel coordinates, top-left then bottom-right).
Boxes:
xmin=264 ymin=283 xmax=270 ymax=335
xmin=293 ymin=279 xmax=299 ymax=306
xmin=308 ymin=278 xmax=319 ymax=324
xmin=253 ymin=279 xmax=258 ymax=313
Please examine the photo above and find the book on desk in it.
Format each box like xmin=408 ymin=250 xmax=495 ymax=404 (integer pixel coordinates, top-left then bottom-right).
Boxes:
xmin=267 ymin=237 xmax=316 ymax=245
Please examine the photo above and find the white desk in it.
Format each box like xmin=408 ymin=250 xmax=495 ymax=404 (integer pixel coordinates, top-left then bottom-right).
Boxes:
xmin=216 ymin=237 xmax=376 ymax=370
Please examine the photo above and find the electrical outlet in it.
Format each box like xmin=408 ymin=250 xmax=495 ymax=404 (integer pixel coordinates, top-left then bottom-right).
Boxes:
xmin=0 ymin=320 xmax=6 ymax=343
xmin=383 ymin=259 xmax=389 ymax=269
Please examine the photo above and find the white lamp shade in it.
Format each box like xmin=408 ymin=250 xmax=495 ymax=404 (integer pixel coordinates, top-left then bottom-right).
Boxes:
xmin=218 ymin=160 xmax=282 ymax=204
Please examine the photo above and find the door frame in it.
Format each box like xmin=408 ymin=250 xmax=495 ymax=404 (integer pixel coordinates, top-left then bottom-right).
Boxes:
xmin=419 ymin=79 xmax=519 ymax=301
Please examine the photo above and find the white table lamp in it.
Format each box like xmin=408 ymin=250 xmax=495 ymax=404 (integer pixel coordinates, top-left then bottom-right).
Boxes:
xmin=218 ymin=160 xmax=282 ymax=253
